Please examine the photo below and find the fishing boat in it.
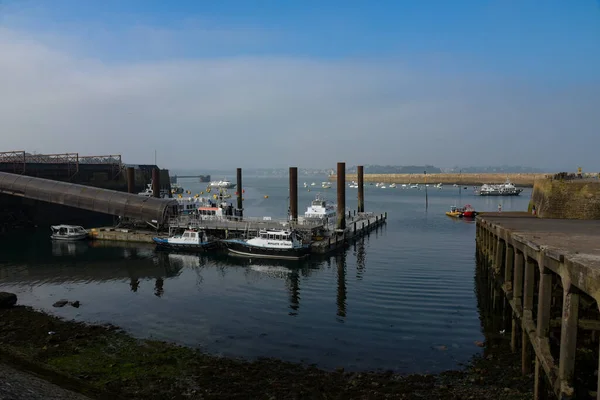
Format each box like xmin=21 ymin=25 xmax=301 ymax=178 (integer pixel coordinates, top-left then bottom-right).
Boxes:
xmin=321 ymin=181 xmax=332 ymax=189
xmin=50 ymin=225 xmax=89 ymax=241
xmin=222 ymin=228 xmax=310 ymax=260
xmin=153 ymin=229 xmax=217 ymax=252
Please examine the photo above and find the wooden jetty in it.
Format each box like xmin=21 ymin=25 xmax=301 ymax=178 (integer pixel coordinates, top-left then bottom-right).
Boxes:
xmin=476 ymin=212 xmax=600 ymax=399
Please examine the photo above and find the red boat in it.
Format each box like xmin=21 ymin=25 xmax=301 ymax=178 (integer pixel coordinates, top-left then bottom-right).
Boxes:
xmin=461 ymin=204 xmax=477 ymax=218
xmin=446 ymin=204 xmax=478 ymax=218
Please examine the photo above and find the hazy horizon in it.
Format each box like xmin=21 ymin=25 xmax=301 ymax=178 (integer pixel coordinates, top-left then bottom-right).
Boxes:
xmin=1 ymin=1 xmax=598 ymax=171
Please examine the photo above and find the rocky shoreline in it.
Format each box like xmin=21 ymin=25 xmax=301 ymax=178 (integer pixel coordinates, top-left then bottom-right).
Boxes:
xmin=0 ymin=301 xmax=533 ymax=399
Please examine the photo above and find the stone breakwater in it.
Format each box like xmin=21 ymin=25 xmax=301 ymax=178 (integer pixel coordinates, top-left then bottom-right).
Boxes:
xmin=329 ymin=173 xmax=550 ymax=187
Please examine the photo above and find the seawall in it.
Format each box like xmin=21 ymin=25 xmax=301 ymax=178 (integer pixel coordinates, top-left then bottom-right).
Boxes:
xmin=529 ymin=178 xmax=600 ymax=219
xmin=329 ymin=173 xmax=548 ymax=187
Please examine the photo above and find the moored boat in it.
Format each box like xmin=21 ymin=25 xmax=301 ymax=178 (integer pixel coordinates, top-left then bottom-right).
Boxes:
xmin=222 ymin=228 xmax=310 ymax=260
xmin=445 ymin=206 xmax=464 ymax=218
xmin=445 ymin=204 xmax=478 ymax=218
xmin=209 ymin=179 xmax=236 ymax=189
xmin=475 ymin=179 xmax=523 ymax=196
xmin=51 ymin=225 xmax=89 ymax=241
xmin=153 ymin=229 xmax=217 ymax=252
xmin=303 ymin=193 xmax=336 ymax=224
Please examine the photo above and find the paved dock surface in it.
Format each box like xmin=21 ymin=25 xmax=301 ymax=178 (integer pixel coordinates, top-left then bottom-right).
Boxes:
xmin=0 ymin=363 xmax=90 ymax=400
xmin=479 ymin=212 xmax=600 ymax=262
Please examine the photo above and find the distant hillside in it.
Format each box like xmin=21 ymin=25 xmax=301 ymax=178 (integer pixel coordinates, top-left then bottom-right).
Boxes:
xmin=348 ymin=165 xmax=442 ymax=174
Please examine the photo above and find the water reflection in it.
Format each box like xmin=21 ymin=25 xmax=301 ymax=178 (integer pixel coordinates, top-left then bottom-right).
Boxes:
xmin=51 ymin=240 xmax=89 ymax=257
xmin=336 ymin=253 xmax=347 ymax=320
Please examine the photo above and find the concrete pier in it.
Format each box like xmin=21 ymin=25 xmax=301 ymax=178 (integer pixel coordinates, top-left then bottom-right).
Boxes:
xmin=476 ymin=212 xmax=600 ymax=399
xmin=337 ymin=162 xmax=346 ymax=231
xmin=289 ymin=167 xmax=298 ymax=221
xmin=357 ymin=165 xmax=364 ymax=213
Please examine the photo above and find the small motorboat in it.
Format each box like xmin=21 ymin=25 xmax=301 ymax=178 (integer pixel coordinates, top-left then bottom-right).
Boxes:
xmin=50 ymin=225 xmax=89 ymax=241
xmin=446 ymin=205 xmax=478 ymax=219
xmin=461 ymin=204 xmax=478 ymax=218
xmin=222 ymin=228 xmax=310 ymax=260
xmin=153 ymin=229 xmax=217 ymax=252
xmin=389 ymin=183 xmax=397 ymax=188
xmin=446 ymin=206 xmax=464 ymax=218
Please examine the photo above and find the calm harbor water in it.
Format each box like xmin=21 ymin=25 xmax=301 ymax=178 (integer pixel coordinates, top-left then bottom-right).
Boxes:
xmin=0 ymin=177 xmax=531 ymax=374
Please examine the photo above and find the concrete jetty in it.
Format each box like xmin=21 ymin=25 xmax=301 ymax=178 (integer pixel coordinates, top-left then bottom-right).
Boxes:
xmin=476 ymin=212 xmax=600 ymax=399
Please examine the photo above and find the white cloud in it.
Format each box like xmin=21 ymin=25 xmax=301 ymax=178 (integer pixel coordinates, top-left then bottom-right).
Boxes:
xmin=0 ymin=26 xmax=598 ymax=171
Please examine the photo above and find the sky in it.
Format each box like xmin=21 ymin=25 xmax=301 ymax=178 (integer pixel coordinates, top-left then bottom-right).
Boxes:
xmin=0 ymin=1 xmax=599 ymax=171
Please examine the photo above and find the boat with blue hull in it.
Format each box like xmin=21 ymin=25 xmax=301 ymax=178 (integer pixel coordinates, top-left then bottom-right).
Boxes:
xmin=153 ymin=229 xmax=217 ymax=252
xmin=222 ymin=228 xmax=310 ymax=260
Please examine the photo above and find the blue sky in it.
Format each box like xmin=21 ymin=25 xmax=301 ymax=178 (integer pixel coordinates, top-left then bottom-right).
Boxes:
xmin=1 ymin=0 xmax=599 ymax=169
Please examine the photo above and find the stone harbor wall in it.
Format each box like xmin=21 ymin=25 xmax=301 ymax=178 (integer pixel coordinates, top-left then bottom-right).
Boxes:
xmin=529 ymin=178 xmax=600 ymax=219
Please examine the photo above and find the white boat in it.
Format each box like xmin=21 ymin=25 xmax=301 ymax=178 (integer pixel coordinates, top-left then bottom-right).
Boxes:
xmin=436 ymin=183 xmax=443 ymax=190
xmin=310 ymin=182 xmax=316 ymax=186
xmin=410 ymin=184 xmax=419 ymax=189
xmin=475 ymin=179 xmax=523 ymax=196
xmin=380 ymin=185 xmax=387 ymax=189
xmin=209 ymin=180 xmax=236 ymax=189
xmin=389 ymin=183 xmax=396 ymax=188
xmin=50 ymin=225 xmax=88 ymax=241
xmin=222 ymin=228 xmax=310 ymax=260
xmin=303 ymin=182 xmax=308 ymax=188
xmin=321 ymin=181 xmax=332 ymax=189
xmin=303 ymin=193 xmax=337 ymax=223
xmin=153 ymin=229 xmax=217 ymax=252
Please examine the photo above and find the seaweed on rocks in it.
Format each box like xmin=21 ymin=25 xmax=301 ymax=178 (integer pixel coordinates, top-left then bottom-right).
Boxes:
xmin=0 ymin=306 xmax=533 ymax=400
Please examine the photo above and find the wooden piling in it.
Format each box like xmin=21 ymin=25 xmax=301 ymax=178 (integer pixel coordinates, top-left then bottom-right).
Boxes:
xmin=357 ymin=165 xmax=364 ymax=213
xmin=289 ymin=167 xmax=298 ymax=221
xmin=337 ymin=162 xmax=346 ymax=231
xmin=236 ymin=168 xmax=243 ymax=218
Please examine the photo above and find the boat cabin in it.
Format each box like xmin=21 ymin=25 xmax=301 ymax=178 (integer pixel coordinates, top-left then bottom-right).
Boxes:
xmin=51 ymin=225 xmax=87 ymax=235
xmin=304 ymin=194 xmax=336 ymax=220
xmin=248 ymin=228 xmax=303 ymax=249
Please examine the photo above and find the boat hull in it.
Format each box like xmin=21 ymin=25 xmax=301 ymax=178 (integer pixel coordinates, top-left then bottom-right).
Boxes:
xmin=477 ymin=192 xmax=521 ymax=196
xmin=445 ymin=212 xmax=463 ymax=218
xmin=51 ymin=233 xmax=88 ymax=241
xmin=222 ymin=240 xmax=310 ymax=260
xmin=152 ymin=238 xmax=217 ymax=252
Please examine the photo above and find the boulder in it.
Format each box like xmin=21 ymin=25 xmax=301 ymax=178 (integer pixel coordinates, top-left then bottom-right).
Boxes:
xmin=52 ymin=299 xmax=69 ymax=308
xmin=0 ymin=292 xmax=17 ymax=308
